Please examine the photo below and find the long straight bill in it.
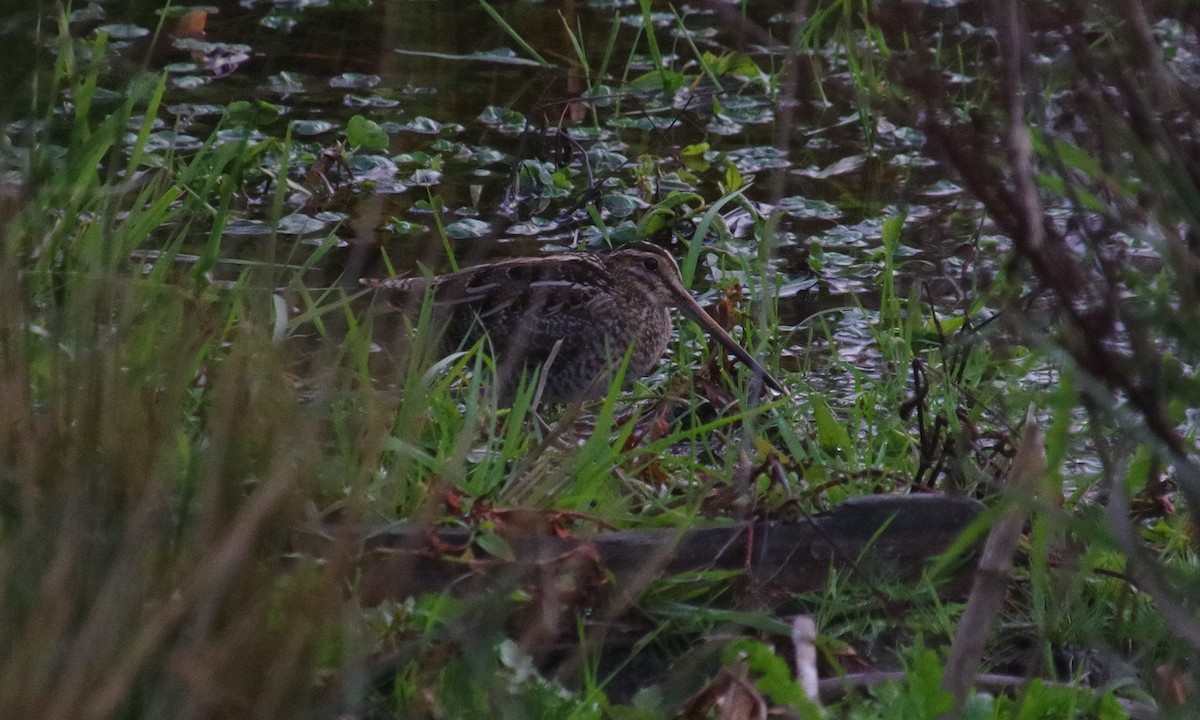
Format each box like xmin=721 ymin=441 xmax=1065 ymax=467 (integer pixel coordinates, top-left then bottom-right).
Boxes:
xmin=671 ymin=291 xmax=787 ymax=395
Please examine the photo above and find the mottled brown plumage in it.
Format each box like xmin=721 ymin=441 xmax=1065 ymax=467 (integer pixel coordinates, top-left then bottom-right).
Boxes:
xmin=368 ymin=242 xmax=784 ymax=403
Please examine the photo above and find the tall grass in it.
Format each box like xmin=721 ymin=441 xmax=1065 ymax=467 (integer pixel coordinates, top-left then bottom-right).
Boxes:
xmin=0 ymin=27 xmax=359 ymax=717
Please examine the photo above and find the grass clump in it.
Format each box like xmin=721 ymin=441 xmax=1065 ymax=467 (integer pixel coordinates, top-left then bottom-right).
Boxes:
xmin=0 ymin=30 xmax=353 ymax=717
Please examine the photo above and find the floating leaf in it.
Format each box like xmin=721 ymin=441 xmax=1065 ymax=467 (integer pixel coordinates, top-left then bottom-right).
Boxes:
xmin=143 ymin=131 xmax=203 ymax=152
xmin=478 ymin=105 xmax=526 ymax=130
xmin=71 ymin=4 xmax=106 ymax=22
xmin=395 ymin=47 xmax=548 ymax=68
xmin=214 ymin=128 xmax=265 ymax=145
xmin=586 ymin=147 xmax=628 ymax=172
xmin=600 ymin=193 xmax=642 ymax=218
xmin=97 ymin=24 xmax=150 ymax=39
xmin=795 ymin=154 xmax=866 ymax=179
xmin=259 ymin=14 xmax=297 ymax=32
xmin=393 ymin=151 xmax=436 ymax=166
xmin=408 ymin=168 xmax=442 ymax=186
xmin=344 ymin=94 xmax=400 ymax=109
xmin=777 ymin=277 xmax=819 ymax=298
xmin=628 ymin=69 xmax=685 ymax=94
xmin=722 ymin=52 xmax=764 ymax=80
xmin=224 ymin=100 xmax=281 ymax=128
xmin=921 ymin=180 xmax=963 ymax=198
xmin=167 ymin=103 xmax=225 ymax=117
xmin=223 ymin=218 xmax=270 ymax=236
xmin=387 ymin=218 xmax=424 ymax=235
xmin=607 ymin=115 xmax=675 ymax=130
xmin=429 ymin=139 xmax=465 ymax=155
xmin=348 ymin=154 xmax=398 ymax=181
xmin=265 ymin=72 xmax=306 ymax=94
xmin=290 ymin=119 xmax=337 ymax=136
xmin=171 ymin=76 xmax=207 ymax=90
xmin=778 ymin=196 xmax=842 ymax=220
xmin=275 ymin=213 xmax=328 ymax=236
xmin=706 ymin=115 xmax=743 ymax=136
xmin=445 ymin=218 xmax=490 ymax=239
xmin=471 ymin=147 xmax=506 ymax=166
xmin=314 ymin=211 xmax=348 ymax=224
xmin=399 ymin=116 xmax=444 ymax=134
xmin=330 ymin=73 xmax=380 ymax=89
xmin=505 ymin=218 xmax=555 ymax=235
xmin=727 ymin=146 xmax=789 ymax=172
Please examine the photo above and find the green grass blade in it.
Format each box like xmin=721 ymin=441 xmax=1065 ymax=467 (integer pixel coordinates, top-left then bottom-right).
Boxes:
xmin=478 ymin=0 xmax=552 ymax=68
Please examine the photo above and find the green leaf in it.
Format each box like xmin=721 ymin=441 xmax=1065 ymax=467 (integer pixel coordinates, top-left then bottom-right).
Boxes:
xmin=387 ymin=218 xmax=424 ymax=235
xmin=724 ymin=52 xmax=764 ymax=79
xmin=477 ymin=0 xmax=551 ymax=67
xmin=907 ymin=649 xmax=953 ymax=716
xmin=723 ymin=162 xmax=743 ymax=191
xmin=474 ymin=530 xmax=516 ymax=562
xmin=346 ymin=114 xmax=389 ymax=151
xmin=681 ymin=142 xmax=711 ymax=172
xmin=602 ymin=193 xmax=641 ymax=218
xmin=629 ymin=69 xmax=685 ymax=94
xmin=812 ymin=401 xmax=852 ymax=456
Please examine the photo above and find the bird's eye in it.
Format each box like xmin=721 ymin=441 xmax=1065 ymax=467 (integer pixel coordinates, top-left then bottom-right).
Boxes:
xmin=642 ymin=257 xmax=659 ymax=272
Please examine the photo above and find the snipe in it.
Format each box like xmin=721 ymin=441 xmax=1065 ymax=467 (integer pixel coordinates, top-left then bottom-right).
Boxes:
xmin=367 ymin=242 xmax=785 ymax=404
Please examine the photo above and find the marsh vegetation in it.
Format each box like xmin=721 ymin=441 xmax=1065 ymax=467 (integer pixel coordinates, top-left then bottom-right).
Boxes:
xmin=1 ymin=1 xmax=1199 ymax=718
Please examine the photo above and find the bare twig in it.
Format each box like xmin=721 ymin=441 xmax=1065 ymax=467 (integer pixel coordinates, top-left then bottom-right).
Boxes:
xmin=941 ymin=406 xmax=1045 ymax=717
xmin=791 ymin=615 xmax=821 ymax=707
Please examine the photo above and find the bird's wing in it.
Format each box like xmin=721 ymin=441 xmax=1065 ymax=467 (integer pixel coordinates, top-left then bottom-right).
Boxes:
xmin=371 ymin=254 xmax=620 ymax=358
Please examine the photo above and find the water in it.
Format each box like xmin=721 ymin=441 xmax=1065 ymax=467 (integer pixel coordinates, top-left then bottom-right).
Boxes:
xmin=2 ymin=0 xmax=996 ymax=387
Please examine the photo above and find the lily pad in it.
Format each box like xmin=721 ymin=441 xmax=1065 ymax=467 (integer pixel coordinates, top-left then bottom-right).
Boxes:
xmin=727 ymin=146 xmax=790 ymax=172
xmin=795 ymin=154 xmax=867 ymax=179
xmin=291 ymin=119 xmax=337 ymax=136
xmin=97 ymin=24 xmax=150 ymax=39
xmin=171 ymin=76 xmax=208 ymax=90
xmin=408 ymin=169 xmax=442 ymax=186
xmin=348 ymin=154 xmax=398 ymax=181
xmin=259 ymin=14 xmax=297 ymax=31
xmin=445 ymin=218 xmax=491 ymax=239
xmin=778 ymin=196 xmax=842 ymax=220
xmin=275 ymin=213 xmax=328 ymax=236
xmin=479 ymin=106 xmax=527 ymax=132
xmin=330 ymin=73 xmax=380 ymax=89
xmin=398 ymin=117 xmax=442 ymax=134
xmin=600 ymin=193 xmax=644 ymax=218
xmin=382 ymin=217 xmax=421 ymax=236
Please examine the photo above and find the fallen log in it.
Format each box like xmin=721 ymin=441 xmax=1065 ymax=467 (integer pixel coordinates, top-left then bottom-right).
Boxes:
xmin=346 ymin=494 xmax=984 ymax=606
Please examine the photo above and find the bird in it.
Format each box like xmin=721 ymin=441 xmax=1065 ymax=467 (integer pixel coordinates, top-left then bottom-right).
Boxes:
xmin=365 ymin=241 xmax=785 ymax=404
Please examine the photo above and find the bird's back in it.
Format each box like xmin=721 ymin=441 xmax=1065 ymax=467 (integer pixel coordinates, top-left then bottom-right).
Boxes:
xmin=372 ymin=252 xmax=647 ymax=402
